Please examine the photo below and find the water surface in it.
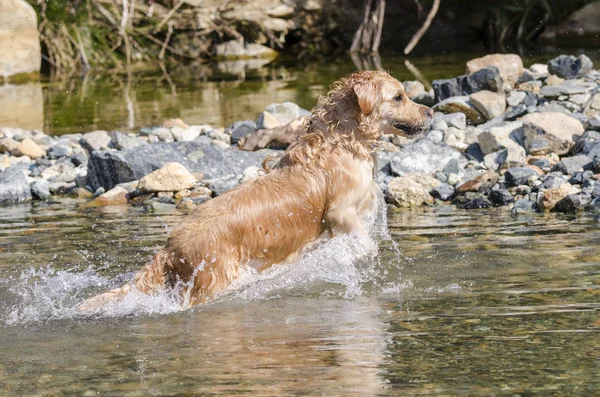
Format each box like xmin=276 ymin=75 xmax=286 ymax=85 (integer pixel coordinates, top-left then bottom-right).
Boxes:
xmin=1 ymin=201 xmax=598 ymax=395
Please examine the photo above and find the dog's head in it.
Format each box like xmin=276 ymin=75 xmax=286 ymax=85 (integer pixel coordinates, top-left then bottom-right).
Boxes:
xmin=352 ymin=71 xmax=433 ymax=138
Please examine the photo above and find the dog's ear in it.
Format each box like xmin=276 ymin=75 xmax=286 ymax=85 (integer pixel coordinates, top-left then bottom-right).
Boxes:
xmin=353 ymin=81 xmax=378 ymax=116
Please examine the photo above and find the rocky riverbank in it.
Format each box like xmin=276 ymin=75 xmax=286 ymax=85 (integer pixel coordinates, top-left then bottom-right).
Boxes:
xmin=0 ymin=53 xmax=599 ymax=215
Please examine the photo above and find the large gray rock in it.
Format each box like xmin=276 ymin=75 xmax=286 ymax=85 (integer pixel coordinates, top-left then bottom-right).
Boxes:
xmin=0 ymin=165 xmax=31 ymax=204
xmin=432 ymin=67 xmax=503 ymax=103
xmin=87 ymin=141 xmax=276 ymax=190
xmin=540 ymin=81 xmax=596 ymax=97
xmin=505 ymin=166 xmax=539 ymax=187
xmin=390 ymin=139 xmax=467 ymax=176
xmin=547 ymin=54 xmax=594 ymax=79
xmin=110 ymin=132 xmax=147 ymax=150
xmin=0 ymin=0 xmax=41 ymax=77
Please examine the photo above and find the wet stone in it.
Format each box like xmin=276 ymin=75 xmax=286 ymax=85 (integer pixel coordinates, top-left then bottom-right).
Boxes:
xmin=30 ymin=179 xmax=51 ymax=200
xmin=511 ymin=199 xmax=537 ymax=214
xmin=554 ymin=192 xmax=592 ymax=212
xmin=430 ymin=183 xmax=455 ymax=201
xmin=489 ymin=189 xmax=514 ymax=206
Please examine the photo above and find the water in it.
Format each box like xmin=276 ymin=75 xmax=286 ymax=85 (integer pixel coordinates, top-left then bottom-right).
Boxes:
xmin=0 ymin=199 xmax=599 ymax=395
xmin=1 ymin=52 xmax=600 ymax=395
xmin=3 ymin=51 xmax=597 ymax=135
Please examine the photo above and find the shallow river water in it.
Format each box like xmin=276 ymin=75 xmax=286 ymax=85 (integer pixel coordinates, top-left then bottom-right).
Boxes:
xmin=0 ymin=200 xmax=599 ymax=396
xmin=1 ymin=52 xmax=600 ymax=395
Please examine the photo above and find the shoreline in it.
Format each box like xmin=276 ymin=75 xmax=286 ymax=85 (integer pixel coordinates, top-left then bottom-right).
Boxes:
xmin=0 ymin=53 xmax=599 ymax=216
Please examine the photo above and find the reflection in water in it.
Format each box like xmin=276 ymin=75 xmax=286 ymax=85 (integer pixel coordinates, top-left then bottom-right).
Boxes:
xmin=0 ymin=82 xmax=44 ymax=131
xmin=0 ymin=201 xmax=599 ymax=395
xmin=0 ymin=53 xmax=506 ymax=135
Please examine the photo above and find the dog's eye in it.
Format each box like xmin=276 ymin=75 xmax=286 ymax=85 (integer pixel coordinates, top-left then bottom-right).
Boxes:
xmin=393 ymin=95 xmax=403 ymax=102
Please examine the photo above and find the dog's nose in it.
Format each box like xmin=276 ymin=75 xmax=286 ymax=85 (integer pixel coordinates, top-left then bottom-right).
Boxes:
xmin=423 ymin=107 xmax=434 ymax=118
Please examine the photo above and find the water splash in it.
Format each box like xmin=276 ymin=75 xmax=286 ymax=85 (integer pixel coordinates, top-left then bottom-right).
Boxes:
xmin=2 ymin=190 xmax=408 ymax=325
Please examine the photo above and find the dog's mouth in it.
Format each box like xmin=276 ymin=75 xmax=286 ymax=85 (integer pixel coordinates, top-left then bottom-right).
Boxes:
xmin=392 ymin=122 xmax=423 ymax=136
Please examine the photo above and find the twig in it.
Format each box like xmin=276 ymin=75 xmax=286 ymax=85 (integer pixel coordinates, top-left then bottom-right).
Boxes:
xmin=404 ymin=0 xmax=440 ymax=55
xmin=404 ymin=60 xmax=432 ymax=90
xmin=159 ymin=22 xmax=174 ymax=60
xmin=154 ymin=0 xmax=184 ymax=33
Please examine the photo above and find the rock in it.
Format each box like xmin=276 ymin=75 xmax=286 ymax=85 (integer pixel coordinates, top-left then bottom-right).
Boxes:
xmin=110 ymin=132 xmax=147 ymax=150
xmin=88 ymin=141 xmax=275 ymax=191
xmin=553 ymin=155 xmax=593 ymax=175
xmin=469 ymin=90 xmax=506 ymax=120
xmin=70 ymin=187 xmax=94 ymax=199
xmin=477 ymin=121 xmax=524 ymax=155
xmin=85 ymin=186 xmax=130 ymax=207
xmin=569 ymin=93 xmax=591 ymax=106
xmin=80 ymin=130 xmax=112 ymax=152
xmin=511 ymin=199 xmax=537 ymax=214
xmin=386 ymin=176 xmax=433 ymax=207
xmin=503 ymin=105 xmax=528 ymax=121
xmin=432 ymin=96 xmax=485 ymax=125
xmin=530 ymin=64 xmax=549 ymax=75
xmin=215 ymin=40 xmax=278 ymax=60
xmin=540 ymin=81 xmax=595 ymax=97
xmin=14 ymin=138 xmax=45 ymax=159
xmin=229 ymin=120 xmax=257 ymax=145
xmin=430 ymin=183 xmax=455 ymax=201
xmin=518 ymin=80 xmax=542 ymax=94
xmin=163 ymin=118 xmax=189 ymax=129
xmin=522 ymin=112 xmax=584 ymax=155
xmin=390 ymin=139 xmax=467 ymax=176
xmin=0 ymin=165 xmax=31 ymax=204
xmin=443 ymin=127 xmax=468 ymax=151
xmin=585 ymin=94 xmax=600 ymax=118
xmin=147 ymin=127 xmax=174 ymax=143
xmin=456 ymin=170 xmax=499 ymax=194
xmin=547 ymin=54 xmax=594 ymax=79
xmin=459 ymin=196 xmax=491 ymax=210
xmin=538 ymin=184 xmax=578 ymax=211
xmin=540 ymin=174 xmax=567 ymax=189
xmin=0 ymin=0 xmax=41 ymax=77
xmin=506 ymin=91 xmax=526 ymax=107
xmin=171 ymin=127 xmax=200 ymax=142
xmin=435 ymin=112 xmax=467 ymax=130
xmin=0 ymin=137 xmax=19 ymax=153
xmin=432 ymin=67 xmax=503 ymax=103
xmin=41 ymin=161 xmax=78 ymax=183
xmin=138 ymin=162 xmax=198 ymax=192
xmin=546 ymin=75 xmax=565 ymax=87
xmin=505 ymin=166 xmax=538 ymax=187
xmin=554 ymin=192 xmax=592 ymax=212
xmin=489 ymin=189 xmax=514 ymax=206
xmin=47 ymin=144 xmax=72 ymax=159
xmin=466 ymin=54 xmax=523 ymax=88
xmin=30 ymin=179 xmax=51 ymax=200
xmin=258 ymin=102 xmax=310 ymax=129
xmin=588 ymin=116 xmax=600 ymax=131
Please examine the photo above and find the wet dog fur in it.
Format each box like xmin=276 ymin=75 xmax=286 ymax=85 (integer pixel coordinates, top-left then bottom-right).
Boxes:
xmin=79 ymin=70 xmax=432 ymax=310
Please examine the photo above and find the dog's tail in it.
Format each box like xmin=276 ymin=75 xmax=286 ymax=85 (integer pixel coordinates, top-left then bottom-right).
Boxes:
xmin=78 ymin=249 xmax=173 ymax=311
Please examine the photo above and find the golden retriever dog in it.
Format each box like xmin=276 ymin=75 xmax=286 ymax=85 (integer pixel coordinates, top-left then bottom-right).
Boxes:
xmin=79 ymin=70 xmax=432 ymax=310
